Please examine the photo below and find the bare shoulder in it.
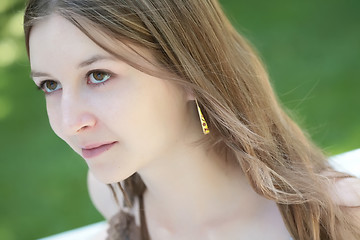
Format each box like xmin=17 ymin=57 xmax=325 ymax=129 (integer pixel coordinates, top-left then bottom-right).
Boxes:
xmin=87 ymin=170 xmax=121 ymax=220
xmin=327 ymin=175 xmax=360 ymax=207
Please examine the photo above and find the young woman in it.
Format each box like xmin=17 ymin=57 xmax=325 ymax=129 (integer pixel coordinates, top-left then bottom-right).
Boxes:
xmin=24 ymin=0 xmax=360 ymax=239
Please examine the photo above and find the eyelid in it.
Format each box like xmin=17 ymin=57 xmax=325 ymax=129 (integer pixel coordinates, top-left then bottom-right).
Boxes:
xmin=37 ymin=80 xmax=49 ymax=90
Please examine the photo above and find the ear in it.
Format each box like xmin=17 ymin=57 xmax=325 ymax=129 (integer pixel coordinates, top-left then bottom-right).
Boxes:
xmin=184 ymin=86 xmax=196 ymax=101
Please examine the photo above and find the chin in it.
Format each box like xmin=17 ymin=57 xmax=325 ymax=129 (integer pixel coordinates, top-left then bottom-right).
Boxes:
xmin=89 ymin=166 xmax=136 ymax=184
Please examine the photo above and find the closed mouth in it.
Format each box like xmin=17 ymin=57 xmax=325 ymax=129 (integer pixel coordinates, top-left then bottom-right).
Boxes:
xmin=81 ymin=141 xmax=117 ymax=158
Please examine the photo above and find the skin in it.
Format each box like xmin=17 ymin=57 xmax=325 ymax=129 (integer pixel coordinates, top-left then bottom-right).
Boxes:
xmin=30 ymin=14 xmax=292 ymax=239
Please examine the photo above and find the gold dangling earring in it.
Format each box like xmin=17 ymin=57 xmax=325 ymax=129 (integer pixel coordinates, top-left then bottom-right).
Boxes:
xmin=195 ymin=99 xmax=210 ymax=135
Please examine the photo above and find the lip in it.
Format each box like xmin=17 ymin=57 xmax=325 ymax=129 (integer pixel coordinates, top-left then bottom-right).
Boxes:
xmin=81 ymin=141 xmax=118 ymax=159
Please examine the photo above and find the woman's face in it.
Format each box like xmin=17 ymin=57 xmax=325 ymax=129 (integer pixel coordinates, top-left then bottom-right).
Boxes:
xmin=29 ymin=14 xmax=197 ymax=183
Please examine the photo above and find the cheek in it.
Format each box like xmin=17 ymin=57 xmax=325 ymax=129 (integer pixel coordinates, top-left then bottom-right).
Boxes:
xmin=115 ymin=79 xmax=188 ymax=155
xmin=45 ymin=100 xmax=63 ymax=138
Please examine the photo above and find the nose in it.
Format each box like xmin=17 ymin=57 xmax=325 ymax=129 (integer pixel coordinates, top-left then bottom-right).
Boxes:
xmin=61 ymin=91 xmax=96 ymax=135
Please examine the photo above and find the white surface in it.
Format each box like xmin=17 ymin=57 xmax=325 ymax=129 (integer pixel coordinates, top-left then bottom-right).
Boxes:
xmin=38 ymin=221 xmax=107 ymax=240
xmin=329 ymin=148 xmax=360 ymax=177
xmin=38 ymin=149 xmax=359 ymax=239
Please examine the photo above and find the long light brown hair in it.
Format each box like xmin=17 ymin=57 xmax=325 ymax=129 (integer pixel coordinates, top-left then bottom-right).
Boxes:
xmin=24 ymin=0 xmax=360 ymax=239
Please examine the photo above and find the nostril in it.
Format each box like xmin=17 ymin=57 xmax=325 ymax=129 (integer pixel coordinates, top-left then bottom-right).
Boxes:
xmin=77 ymin=125 xmax=91 ymax=133
xmin=61 ymin=104 xmax=97 ymax=135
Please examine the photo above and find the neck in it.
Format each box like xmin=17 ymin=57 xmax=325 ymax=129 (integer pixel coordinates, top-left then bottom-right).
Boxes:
xmin=137 ymin=137 xmax=266 ymax=232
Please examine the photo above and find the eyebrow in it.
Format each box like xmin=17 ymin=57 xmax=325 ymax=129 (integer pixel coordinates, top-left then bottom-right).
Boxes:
xmin=77 ymin=54 xmax=115 ymax=68
xmin=30 ymin=71 xmax=53 ymax=78
xmin=30 ymin=54 xmax=116 ymax=79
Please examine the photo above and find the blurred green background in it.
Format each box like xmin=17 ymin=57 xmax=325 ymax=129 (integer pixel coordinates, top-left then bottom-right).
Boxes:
xmin=0 ymin=0 xmax=359 ymax=239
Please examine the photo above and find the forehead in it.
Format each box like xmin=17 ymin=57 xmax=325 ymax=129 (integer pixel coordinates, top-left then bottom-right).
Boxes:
xmin=29 ymin=14 xmax=109 ymax=70
xmin=29 ymin=14 xmax=158 ymax=76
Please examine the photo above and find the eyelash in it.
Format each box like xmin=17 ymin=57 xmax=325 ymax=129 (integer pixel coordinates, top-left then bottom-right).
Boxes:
xmin=37 ymin=69 xmax=114 ymax=94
